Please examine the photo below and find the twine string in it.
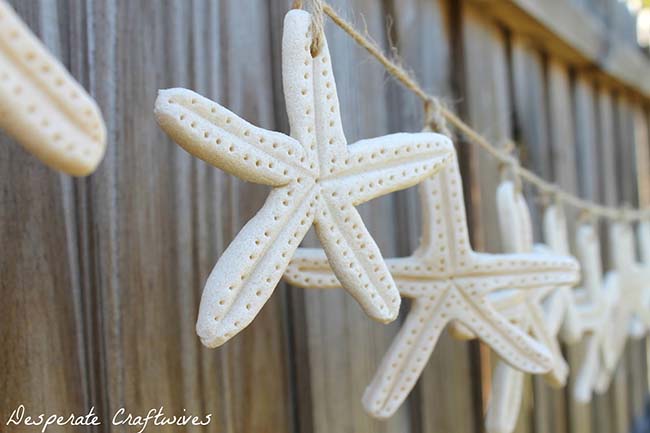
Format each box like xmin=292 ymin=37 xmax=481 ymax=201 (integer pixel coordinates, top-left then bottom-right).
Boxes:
xmin=293 ymin=0 xmax=326 ymax=56
xmin=424 ymin=97 xmax=452 ymax=137
xmin=317 ymin=2 xmax=650 ymax=222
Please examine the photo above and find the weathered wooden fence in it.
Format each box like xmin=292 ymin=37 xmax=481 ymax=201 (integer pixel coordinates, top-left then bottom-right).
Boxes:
xmin=1 ymin=1 xmax=649 ymax=433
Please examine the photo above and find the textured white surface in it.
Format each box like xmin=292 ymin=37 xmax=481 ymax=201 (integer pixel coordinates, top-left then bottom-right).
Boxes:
xmin=485 ymin=182 xmax=578 ymax=433
xmin=0 ymin=0 xmax=106 ymax=176
xmin=285 ymin=154 xmax=580 ymax=419
xmin=154 ymin=10 xmax=454 ymax=348
xmin=571 ymin=223 xmax=620 ymax=403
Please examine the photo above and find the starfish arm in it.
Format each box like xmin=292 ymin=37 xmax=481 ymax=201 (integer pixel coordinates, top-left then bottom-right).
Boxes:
xmin=543 ymin=288 xmax=578 ymax=339
xmin=628 ymin=316 xmax=646 ymax=338
xmin=0 ymin=1 xmax=106 ymax=175
xmin=314 ymin=200 xmax=401 ymax=322
xmin=497 ymin=181 xmax=534 ymax=252
xmin=284 ymin=248 xmax=342 ymax=289
xmin=577 ymin=304 xmax=605 ymax=332
xmin=415 ymin=159 xmax=473 ymax=271
xmin=485 ymin=362 xmax=525 ymax=433
xmin=155 ymin=88 xmax=309 ymax=185
xmin=454 ymin=290 xmax=552 ymax=374
xmin=558 ymin=291 xmax=582 ymax=343
xmin=576 ymin=224 xmax=605 ymax=302
xmin=465 ymin=252 xmax=580 ymax=294
xmin=603 ymin=308 xmax=628 ymax=371
xmin=196 ymin=184 xmax=317 ymax=347
xmin=285 ymin=251 xmax=446 ymax=300
xmin=528 ymin=302 xmax=569 ymax=387
xmin=362 ymin=298 xmax=448 ymax=419
xmin=449 ymin=290 xmax=526 ymax=340
xmin=610 ymin=222 xmax=636 ymax=271
xmin=283 ymin=9 xmax=347 ymax=171
xmin=573 ymin=333 xmax=600 ymax=403
xmin=323 ymin=133 xmax=454 ymax=205
xmin=594 ymin=368 xmax=613 ymax=394
xmin=543 ymin=205 xmax=570 ymax=254
xmin=639 ymin=221 xmax=650 ymax=263
xmin=631 ymin=283 xmax=650 ymax=333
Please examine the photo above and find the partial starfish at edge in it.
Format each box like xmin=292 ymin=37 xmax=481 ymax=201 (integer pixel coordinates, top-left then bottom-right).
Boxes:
xmin=571 ymin=223 xmax=619 ymax=403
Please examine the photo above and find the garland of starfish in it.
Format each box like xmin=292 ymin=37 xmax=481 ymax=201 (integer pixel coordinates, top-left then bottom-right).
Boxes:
xmin=151 ymin=3 xmax=650 ymax=433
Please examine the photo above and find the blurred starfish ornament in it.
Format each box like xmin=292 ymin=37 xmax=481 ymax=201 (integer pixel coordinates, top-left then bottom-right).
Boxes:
xmin=154 ymin=9 xmax=454 ymax=348
xmin=0 ymin=0 xmax=106 ymax=175
xmin=597 ymin=222 xmax=650 ymax=389
xmin=486 ymin=182 xmax=579 ymax=433
xmin=285 ymin=153 xmax=580 ymax=418
xmin=571 ymin=223 xmax=619 ymax=403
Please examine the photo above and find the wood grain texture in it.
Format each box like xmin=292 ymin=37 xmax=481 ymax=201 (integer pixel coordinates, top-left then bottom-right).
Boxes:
xmin=0 ymin=0 xmax=90 ymax=423
xmin=1 ymin=1 xmax=648 ymax=433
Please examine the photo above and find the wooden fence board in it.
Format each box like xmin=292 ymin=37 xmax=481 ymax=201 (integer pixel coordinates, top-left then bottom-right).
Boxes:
xmin=0 ymin=0 xmax=90 ymax=423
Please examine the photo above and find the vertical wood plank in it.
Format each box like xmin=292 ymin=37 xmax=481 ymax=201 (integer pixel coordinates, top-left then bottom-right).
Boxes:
xmin=0 ymin=0 xmax=90 ymax=422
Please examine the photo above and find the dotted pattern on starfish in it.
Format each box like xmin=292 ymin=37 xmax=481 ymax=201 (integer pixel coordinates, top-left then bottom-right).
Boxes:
xmin=485 ymin=182 xmax=578 ymax=433
xmin=154 ymin=10 xmax=454 ymax=348
xmin=284 ymin=153 xmax=580 ymax=419
xmin=0 ymin=0 xmax=106 ymax=176
xmin=571 ymin=223 xmax=620 ymax=403
xmin=452 ymin=205 xmax=583 ymax=343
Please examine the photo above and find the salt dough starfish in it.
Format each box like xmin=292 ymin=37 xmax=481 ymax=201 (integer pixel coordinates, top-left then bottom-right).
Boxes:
xmin=0 ymin=0 xmax=106 ymax=175
xmin=595 ymin=222 xmax=650 ymax=390
xmin=284 ymin=153 xmax=580 ymax=418
xmin=571 ymin=223 xmax=620 ymax=403
xmin=485 ymin=182 xmax=579 ymax=433
xmin=154 ymin=10 xmax=454 ymax=348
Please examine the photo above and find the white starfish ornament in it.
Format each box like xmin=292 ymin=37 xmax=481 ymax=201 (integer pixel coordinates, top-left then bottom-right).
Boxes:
xmin=285 ymin=153 xmax=581 ymax=418
xmin=571 ymin=223 xmax=620 ymax=403
xmin=485 ymin=182 xmax=579 ymax=433
xmin=154 ymin=10 xmax=454 ymax=348
xmin=0 ymin=0 xmax=106 ymax=175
